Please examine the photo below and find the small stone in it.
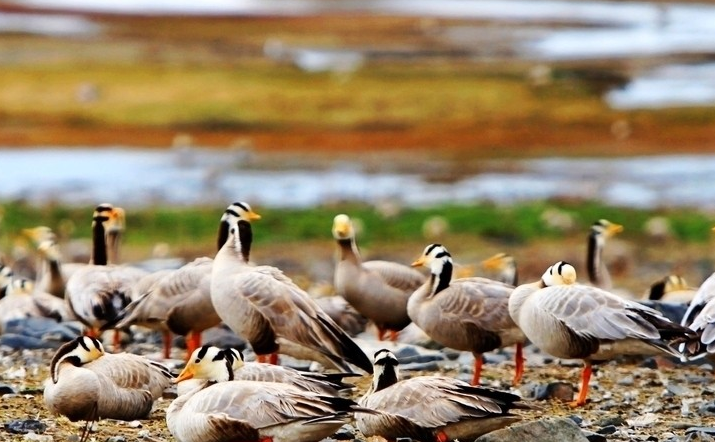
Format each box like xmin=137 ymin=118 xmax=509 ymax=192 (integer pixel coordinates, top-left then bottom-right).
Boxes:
xmin=617 ymin=375 xmax=634 ymax=386
xmin=23 ymin=433 xmax=53 ymax=442
xmin=666 ymin=384 xmax=695 ymax=397
xmin=127 ymin=420 xmax=142 ymax=428
xmin=5 ymin=419 xmax=47 ymax=434
xmin=567 ymin=415 xmax=584 ymax=426
xmin=687 ymin=428 xmax=715 ymax=435
xmin=106 ymin=437 xmax=126 ymax=442
xmin=699 ymin=402 xmax=715 ymax=417
xmin=0 ymin=384 xmax=17 ymax=395
xmin=597 ymin=425 xmax=618 ymax=435
xmin=475 ymin=417 xmax=589 ymax=442
xmin=582 ymin=431 xmax=607 ymax=442
xmin=137 ymin=430 xmax=150 ymax=438
xmin=534 ymin=382 xmax=574 ymax=402
xmin=672 ymin=422 xmax=701 ymax=430
xmin=596 ymin=416 xmax=626 ymax=427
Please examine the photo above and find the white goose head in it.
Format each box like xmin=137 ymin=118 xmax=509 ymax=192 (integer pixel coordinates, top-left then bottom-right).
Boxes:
xmin=412 ymin=244 xmax=453 ymax=295
xmin=37 ymin=239 xmax=62 ymax=262
xmin=22 ymin=226 xmax=57 ymax=246
xmin=541 ymin=261 xmax=577 ymax=287
xmin=49 ymin=336 xmax=105 ymax=383
xmin=8 ymin=278 xmax=34 ymax=296
xmin=223 ymin=348 xmax=245 ymax=371
xmin=332 ymin=214 xmax=355 ymax=241
xmin=175 ymin=346 xmax=233 ymax=384
xmin=217 ymin=202 xmax=261 ymax=251
xmin=371 ymin=349 xmax=400 ymax=393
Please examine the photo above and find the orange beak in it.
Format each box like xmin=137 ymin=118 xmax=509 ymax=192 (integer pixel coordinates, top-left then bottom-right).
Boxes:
xmin=173 ymin=365 xmax=195 ymax=383
xmin=411 ymin=256 xmax=426 ymax=267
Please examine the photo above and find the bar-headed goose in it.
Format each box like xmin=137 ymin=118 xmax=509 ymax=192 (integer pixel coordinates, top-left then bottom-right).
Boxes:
xmin=587 ymin=219 xmax=623 ymax=289
xmin=177 ymin=346 xmax=355 ymax=397
xmin=481 ymin=252 xmax=518 ymax=286
xmin=44 ymin=336 xmax=172 ymax=440
xmin=332 ymin=213 xmax=424 ymax=341
xmin=65 ymin=204 xmax=148 ymax=343
xmin=410 ymin=244 xmax=526 ymax=385
xmin=356 ymin=349 xmax=528 ymax=442
xmin=168 ymin=346 xmax=363 ymax=442
xmin=211 ymin=215 xmax=373 ymax=373
xmin=509 ymin=261 xmax=696 ymax=406
xmin=647 ymin=275 xmax=696 ymax=304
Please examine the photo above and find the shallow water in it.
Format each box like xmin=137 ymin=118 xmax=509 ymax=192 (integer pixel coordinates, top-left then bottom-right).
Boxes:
xmin=3 ymin=148 xmax=715 ymax=210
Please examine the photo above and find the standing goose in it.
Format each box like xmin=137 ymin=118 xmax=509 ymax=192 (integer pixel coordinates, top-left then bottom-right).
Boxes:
xmin=356 ymin=349 xmax=528 ymax=442
xmin=509 ymin=261 xmax=696 ymax=406
xmin=65 ymin=204 xmax=148 ymax=343
xmin=177 ymin=346 xmax=356 ymax=396
xmin=332 ymin=213 xmax=424 ymax=341
xmin=44 ymin=336 xmax=173 ymax=440
xmin=410 ymin=244 xmax=526 ymax=385
xmin=481 ymin=252 xmax=518 ymax=286
xmin=168 ymin=346 xmax=363 ymax=442
xmin=112 ymin=202 xmax=261 ymax=360
xmin=587 ymin=219 xmax=624 ymax=289
xmin=211 ymin=216 xmax=373 ymax=374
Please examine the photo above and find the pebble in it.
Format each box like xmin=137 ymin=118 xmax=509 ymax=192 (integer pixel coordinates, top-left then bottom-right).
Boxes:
xmin=533 ymin=382 xmax=574 ymax=402
xmin=4 ymin=419 xmax=47 ymax=434
xmin=617 ymin=375 xmax=634 ymax=386
xmin=0 ymin=383 xmax=17 ymax=395
xmin=582 ymin=431 xmax=607 ymax=442
xmin=23 ymin=433 xmax=53 ymax=442
xmin=687 ymin=428 xmax=715 ymax=435
xmin=699 ymin=401 xmax=715 ymax=417
xmin=106 ymin=437 xmax=126 ymax=442
xmin=475 ymin=417 xmax=589 ymax=442
xmin=597 ymin=425 xmax=618 ymax=435
xmin=596 ymin=416 xmax=626 ymax=427
xmin=567 ymin=415 xmax=585 ymax=426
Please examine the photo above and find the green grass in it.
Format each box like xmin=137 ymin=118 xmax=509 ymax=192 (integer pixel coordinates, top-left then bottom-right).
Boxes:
xmin=2 ymin=200 xmax=713 ymax=260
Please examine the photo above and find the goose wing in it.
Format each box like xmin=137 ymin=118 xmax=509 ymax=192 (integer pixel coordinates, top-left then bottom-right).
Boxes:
xmin=362 ymin=260 xmax=425 ymax=292
xmin=234 ymin=266 xmax=372 ymax=373
xmin=682 ymin=273 xmax=715 ymax=327
xmin=534 ymin=284 xmax=683 ymax=343
xmin=435 ymin=278 xmax=515 ymax=332
xmin=87 ymin=353 xmax=173 ymax=398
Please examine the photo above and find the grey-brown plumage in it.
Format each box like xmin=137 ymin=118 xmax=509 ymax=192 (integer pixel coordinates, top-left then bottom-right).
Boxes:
xmin=332 ymin=214 xmax=425 ymax=340
xmin=410 ymin=244 xmax=525 ymax=385
xmin=356 ymin=349 xmax=528 ymax=442
xmin=0 ymin=278 xmax=69 ymax=329
xmin=44 ymin=336 xmax=172 ymax=424
xmin=169 ymin=346 xmax=361 ymax=442
xmin=211 ymin=216 xmax=373 ymax=374
xmin=587 ymin=219 xmax=623 ymax=289
xmin=177 ymin=347 xmax=356 ymax=397
xmin=509 ymin=261 xmax=696 ymax=405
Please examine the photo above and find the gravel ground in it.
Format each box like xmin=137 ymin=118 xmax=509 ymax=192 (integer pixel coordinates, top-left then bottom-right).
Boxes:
xmin=0 ymin=336 xmax=712 ymax=442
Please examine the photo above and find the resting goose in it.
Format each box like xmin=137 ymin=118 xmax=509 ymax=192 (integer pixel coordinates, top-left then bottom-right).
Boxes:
xmin=587 ymin=219 xmax=624 ymax=289
xmin=332 ymin=213 xmax=424 ymax=341
xmin=44 ymin=336 xmax=173 ymax=440
xmin=410 ymin=244 xmax=526 ymax=385
xmin=177 ymin=346 xmax=356 ymax=397
xmin=509 ymin=261 xmax=696 ymax=406
xmin=356 ymin=349 xmax=528 ymax=442
xmin=211 ymin=216 xmax=373 ymax=373
xmin=0 ymin=278 xmax=69 ymax=329
xmin=647 ymin=275 xmax=696 ymax=304
xmin=168 ymin=346 xmax=363 ymax=442
xmin=65 ymin=204 xmax=148 ymax=345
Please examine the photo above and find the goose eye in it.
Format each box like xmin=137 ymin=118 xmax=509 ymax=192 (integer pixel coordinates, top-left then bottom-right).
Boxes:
xmin=194 ymin=358 xmax=201 ymax=363
xmin=230 ymin=227 xmax=236 ymax=235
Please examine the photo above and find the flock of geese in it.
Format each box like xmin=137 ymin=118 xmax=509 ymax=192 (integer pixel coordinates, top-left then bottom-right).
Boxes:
xmin=2 ymin=202 xmax=715 ymax=441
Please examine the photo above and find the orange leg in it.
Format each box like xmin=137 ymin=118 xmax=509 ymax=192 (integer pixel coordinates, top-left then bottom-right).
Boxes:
xmin=389 ymin=330 xmax=398 ymax=342
xmin=112 ymin=330 xmax=122 ymax=351
xmin=85 ymin=328 xmax=99 ymax=339
xmin=512 ymin=342 xmax=525 ymax=386
xmin=471 ymin=353 xmax=483 ymax=386
xmin=185 ymin=331 xmax=202 ymax=361
xmin=268 ymin=352 xmax=279 ymax=365
xmin=257 ymin=354 xmax=266 ymax=363
xmin=569 ymin=362 xmax=592 ymax=407
xmin=162 ymin=331 xmax=173 ymax=359
xmin=435 ymin=430 xmax=450 ymax=442
xmin=377 ymin=327 xmax=386 ymax=341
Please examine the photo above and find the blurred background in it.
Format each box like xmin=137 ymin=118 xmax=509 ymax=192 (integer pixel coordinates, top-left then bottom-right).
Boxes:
xmin=2 ymin=0 xmax=715 ymax=293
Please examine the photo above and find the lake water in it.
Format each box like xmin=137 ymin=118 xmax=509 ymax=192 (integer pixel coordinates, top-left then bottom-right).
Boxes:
xmin=3 ymin=148 xmax=715 ymax=210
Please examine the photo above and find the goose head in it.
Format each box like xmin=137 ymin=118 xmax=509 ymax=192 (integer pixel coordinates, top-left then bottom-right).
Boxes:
xmin=590 ymin=219 xmax=624 ymax=238
xmin=217 ymin=202 xmax=261 ymax=252
xmin=481 ymin=252 xmax=518 ymax=285
xmin=175 ymin=346 xmax=233 ymax=384
xmin=541 ymin=261 xmax=577 ymax=287
xmin=37 ymin=239 xmax=62 ymax=262
xmin=22 ymin=226 xmax=57 ymax=246
xmin=412 ymin=244 xmax=453 ymax=295
xmin=371 ymin=349 xmax=400 ymax=393
xmin=8 ymin=278 xmax=34 ymax=296
xmin=50 ymin=336 xmax=105 ymax=383
xmin=332 ymin=214 xmax=355 ymax=241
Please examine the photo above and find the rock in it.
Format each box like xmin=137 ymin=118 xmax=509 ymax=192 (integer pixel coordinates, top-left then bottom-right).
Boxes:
xmin=534 ymin=382 xmax=574 ymax=402
xmin=687 ymin=428 xmax=715 ymax=435
xmin=617 ymin=375 xmax=634 ymax=386
xmin=475 ymin=417 xmax=589 ymax=442
xmin=567 ymin=415 xmax=584 ymax=426
xmin=5 ymin=419 xmax=47 ymax=434
xmin=596 ymin=416 xmax=626 ymax=427
xmin=597 ymin=425 xmax=618 ymax=435
xmin=665 ymin=383 xmax=695 ymax=397
xmin=106 ymin=437 xmax=126 ymax=442
xmin=0 ymin=384 xmax=16 ymax=395
xmin=699 ymin=402 xmax=715 ymax=417
xmin=686 ymin=431 xmax=715 ymax=442
xmin=0 ymin=334 xmax=60 ymax=350
xmin=582 ymin=431 xmax=607 ymax=442
xmin=23 ymin=433 xmax=53 ymax=442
